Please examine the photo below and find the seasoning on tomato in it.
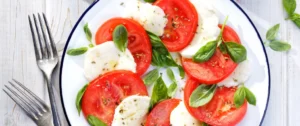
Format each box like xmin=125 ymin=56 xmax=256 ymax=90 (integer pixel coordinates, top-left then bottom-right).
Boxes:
xmin=145 ymin=99 xmax=180 ymax=126
xmin=81 ymin=70 xmax=148 ymax=125
xmin=95 ymin=18 xmax=152 ymax=76
xmin=184 ymin=78 xmax=247 ymax=126
xmin=182 ymin=25 xmax=241 ymax=84
xmin=154 ymin=0 xmax=198 ymax=52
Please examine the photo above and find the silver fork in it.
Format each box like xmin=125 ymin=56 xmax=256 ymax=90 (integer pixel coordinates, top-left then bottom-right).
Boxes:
xmin=3 ymin=79 xmax=52 ymax=126
xmin=28 ymin=13 xmax=61 ymax=126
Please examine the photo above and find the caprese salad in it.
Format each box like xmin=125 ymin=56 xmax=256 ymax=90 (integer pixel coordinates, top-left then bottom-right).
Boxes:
xmin=68 ymin=0 xmax=256 ymax=126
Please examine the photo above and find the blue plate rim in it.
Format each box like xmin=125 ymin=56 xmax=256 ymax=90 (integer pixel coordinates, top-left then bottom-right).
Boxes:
xmin=59 ymin=0 xmax=271 ymax=125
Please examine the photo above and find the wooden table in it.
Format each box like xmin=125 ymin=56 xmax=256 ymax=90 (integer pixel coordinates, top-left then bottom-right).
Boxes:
xmin=0 ymin=0 xmax=299 ymax=125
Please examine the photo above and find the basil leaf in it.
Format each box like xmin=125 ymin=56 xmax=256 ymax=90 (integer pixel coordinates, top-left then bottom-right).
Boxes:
xmin=87 ymin=115 xmax=107 ymax=126
xmin=193 ymin=40 xmax=217 ymax=62
xmin=75 ymin=84 xmax=88 ymax=115
xmin=84 ymin=23 xmax=92 ymax=42
xmin=234 ymin=87 xmax=246 ymax=108
xmin=244 ymin=87 xmax=256 ymax=106
xmin=290 ymin=13 xmax=300 ymax=28
xmin=113 ymin=25 xmax=128 ymax=52
xmin=147 ymin=31 xmax=178 ymax=67
xmin=178 ymin=65 xmax=185 ymax=79
xmin=167 ymin=82 xmax=178 ymax=98
xmin=283 ymin=0 xmax=296 ymax=16
xmin=266 ymin=24 xmax=280 ymax=41
xmin=219 ymin=42 xmax=228 ymax=54
xmin=200 ymin=122 xmax=209 ymax=126
xmin=143 ymin=69 xmax=159 ymax=86
xmin=67 ymin=47 xmax=88 ymax=56
xmin=150 ymin=76 xmax=168 ymax=109
xmin=166 ymin=68 xmax=176 ymax=82
xmin=189 ymin=84 xmax=217 ymax=107
xmin=89 ymin=43 xmax=94 ymax=48
xmin=269 ymin=40 xmax=291 ymax=51
xmin=225 ymin=42 xmax=247 ymax=63
xmin=144 ymin=0 xmax=156 ymax=3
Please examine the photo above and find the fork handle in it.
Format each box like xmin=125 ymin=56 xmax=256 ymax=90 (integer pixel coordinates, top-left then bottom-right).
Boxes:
xmin=46 ymin=77 xmax=61 ymax=126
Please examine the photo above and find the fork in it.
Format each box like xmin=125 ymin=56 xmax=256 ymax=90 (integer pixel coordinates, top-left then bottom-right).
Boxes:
xmin=3 ymin=79 xmax=52 ymax=126
xmin=28 ymin=13 xmax=61 ymax=126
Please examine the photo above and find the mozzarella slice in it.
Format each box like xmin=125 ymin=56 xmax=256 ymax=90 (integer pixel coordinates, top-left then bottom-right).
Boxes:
xmin=122 ymin=0 xmax=167 ymax=36
xmin=112 ymin=95 xmax=150 ymax=126
xmin=84 ymin=41 xmax=136 ymax=81
xmin=170 ymin=101 xmax=202 ymax=126
xmin=218 ymin=60 xmax=251 ymax=87
xmin=180 ymin=0 xmax=220 ymax=58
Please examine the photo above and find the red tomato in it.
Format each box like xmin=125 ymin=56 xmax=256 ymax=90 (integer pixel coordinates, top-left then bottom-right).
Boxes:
xmin=81 ymin=70 xmax=148 ymax=125
xmin=184 ymin=78 xmax=247 ymax=126
xmin=154 ymin=0 xmax=198 ymax=52
xmin=95 ymin=18 xmax=152 ymax=76
xmin=182 ymin=25 xmax=241 ymax=84
xmin=145 ymin=99 xmax=180 ymax=126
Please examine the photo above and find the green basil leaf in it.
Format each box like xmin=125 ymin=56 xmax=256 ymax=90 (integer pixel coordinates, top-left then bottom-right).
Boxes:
xmin=87 ymin=115 xmax=107 ymax=126
xmin=89 ymin=43 xmax=94 ymax=48
xmin=144 ymin=0 xmax=156 ymax=3
xmin=193 ymin=40 xmax=217 ymax=62
xmin=67 ymin=47 xmax=88 ymax=56
xmin=189 ymin=84 xmax=217 ymax=107
xmin=150 ymin=76 xmax=168 ymax=110
xmin=113 ymin=25 xmax=128 ymax=52
xmin=75 ymin=84 xmax=88 ymax=115
xmin=84 ymin=23 xmax=92 ymax=42
xmin=225 ymin=42 xmax=247 ymax=63
xmin=219 ymin=42 xmax=228 ymax=54
xmin=167 ymin=82 xmax=178 ymax=98
xmin=178 ymin=65 xmax=185 ymax=79
xmin=200 ymin=122 xmax=209 ymax=126
xmin=143 ymin=69 xmax=159 ymax=86
xmin=234 ymin=87 xmax=246 ymax=108
xmin=269 ymin=40 xmax=291 ymax=51
xmin=244 ymin=87 xmax=256 ymax=106
xmin=283 ymin=0 xmax=296 ymax=16
xmin=266 ymin=24 xmax=280 ymax=41
xmin=290 ymin=13 xmax=300 ymax=28
xmin=166 ymin=68 xmax=176 ymax=82
xmin=147 ymin=31 xmax=178 ymax=67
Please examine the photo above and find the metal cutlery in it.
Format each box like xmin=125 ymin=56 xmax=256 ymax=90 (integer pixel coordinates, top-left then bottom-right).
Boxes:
xmin=3 ymin=79 xmax=52 ymax=126
xmin=28 ymin=13 xmax=61 ymax=126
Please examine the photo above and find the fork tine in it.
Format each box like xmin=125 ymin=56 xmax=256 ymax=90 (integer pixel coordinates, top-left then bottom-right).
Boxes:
xmin=38 ymin=13 xmax=52 ymax=59
xmin=4 ymin=85 xmax=42 ymax=116
xmin=9 ymin=81 xmax=46 ymax=113
xmin=12 ymin=79 xmax=49 ymax=111
xmin=33 ymin=14 xmax=47 ymax=59
xmin=28 ymin=16 xmax=42 ymax=60
xmin=42 ymin=13 xmax=58 ymax=57
xmin=3 ymin=87 xmax=39 ymax=121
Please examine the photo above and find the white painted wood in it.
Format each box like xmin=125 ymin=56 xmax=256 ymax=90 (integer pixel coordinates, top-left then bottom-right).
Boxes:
xmin=0 ymin=0 xmax=299 ymax=125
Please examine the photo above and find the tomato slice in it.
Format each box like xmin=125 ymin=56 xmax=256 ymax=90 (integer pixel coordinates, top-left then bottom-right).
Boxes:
xmin=145 ymin=99 xmax=180 ymax=126
xmin=154 ymin=0 xmax=198 ymax=52
xmin=81 ymin=70 xmax=148 ymax=125
xmin=184 ymin=78 xmax=247 ymax=126
xmin=95 ymin=18 xmax=152 ymax=76
xmin=182 ymin=25 xmax=241 ymax=84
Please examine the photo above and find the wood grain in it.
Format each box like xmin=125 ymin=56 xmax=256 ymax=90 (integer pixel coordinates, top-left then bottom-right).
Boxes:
xmin=0 ymin=0 xmax=299 ymax=125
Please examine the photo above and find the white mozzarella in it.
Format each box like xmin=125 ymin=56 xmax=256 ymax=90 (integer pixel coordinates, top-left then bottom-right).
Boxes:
xmin=122 ymin=0 xmax=167 ymax=36
xmin=218 ymin=60 xmax=251 ymax=87
xmin=84 ymin=41 xmax=136 ymax=81
xmin=170 ymin=101 xmax=202 ymax=126
xmin=180 ymin=0 xmax=220 ymax=58
xmin=112 ymin=95 xmax=150 ymax=126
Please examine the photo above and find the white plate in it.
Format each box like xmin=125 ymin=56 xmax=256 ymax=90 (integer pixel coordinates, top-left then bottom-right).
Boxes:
xmin=60 ymin=0 xmax=270 ymax=125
